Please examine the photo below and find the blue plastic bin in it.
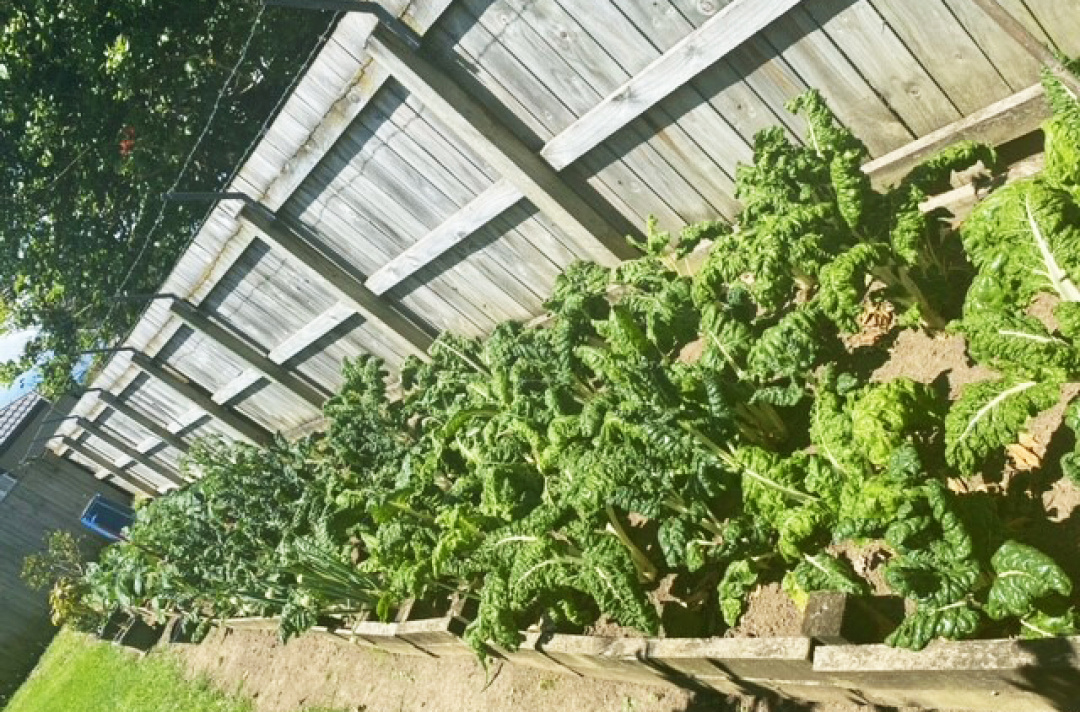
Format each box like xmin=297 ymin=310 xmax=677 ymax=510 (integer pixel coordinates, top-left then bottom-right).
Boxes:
xmin=80 ymin=494 xmax=135 ymax=541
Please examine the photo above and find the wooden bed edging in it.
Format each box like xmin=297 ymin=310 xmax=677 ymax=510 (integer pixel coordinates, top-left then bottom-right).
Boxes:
xmin=218 ymin=596 xmax=1080 ymax=711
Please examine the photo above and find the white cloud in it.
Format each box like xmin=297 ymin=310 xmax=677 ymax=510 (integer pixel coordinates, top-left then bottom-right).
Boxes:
xmin=0 ymin=329 xmax=36 ymax=363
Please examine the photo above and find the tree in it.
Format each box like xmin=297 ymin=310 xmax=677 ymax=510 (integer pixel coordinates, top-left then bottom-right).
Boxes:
xmin=0 ymin=0 xmax=332 ymax=395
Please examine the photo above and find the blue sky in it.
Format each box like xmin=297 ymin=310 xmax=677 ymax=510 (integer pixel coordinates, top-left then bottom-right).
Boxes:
xmin=0 ymin=329 xmax=41 ymax=407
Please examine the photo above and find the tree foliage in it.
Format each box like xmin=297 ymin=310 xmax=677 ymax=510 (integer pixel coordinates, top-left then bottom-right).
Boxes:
xmin=0 ymin=0 xmax=330 ymax=394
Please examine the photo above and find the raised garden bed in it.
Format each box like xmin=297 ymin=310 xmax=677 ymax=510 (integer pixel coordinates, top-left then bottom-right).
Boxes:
xmin=217 ymin=590 xmax=1080 ymax=711
xmin=72 ymin=65 xmax=1080 ymax=712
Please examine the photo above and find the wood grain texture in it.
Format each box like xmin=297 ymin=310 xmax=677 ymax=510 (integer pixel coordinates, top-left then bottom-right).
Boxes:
xmin=365 ymin=25 xmax=634 ymax=265
xmin=268 ymin=302 xmax=357 ymax=363
xmin=540 ymin=0 xmax=804 ymax=169
xmin=940 ymin=0 xmax=1041 ymax=92
xmin=241 ymin=204 xmax=436 ymax=359
xmin=129 ymin=351 xmax=274 ymax=447
xmin=759 ymin=6 xmax=912 ymax=156
xmin=94 ymin=391 xmax=191 ymax=454
xmin=805 ymin=0 xmax=962 ymax=136
xmin=863 ymin=83 xmax=1048 ymax=187
xmin=58 ymin=437 xmax=159 ymax=497
xmin=169 ymin=298 xmax=328 ymax=408
xmin=74 ymin=417 xmax=184 ymax=488
xmin=870 ymin=0 xmax=1012 ymax=115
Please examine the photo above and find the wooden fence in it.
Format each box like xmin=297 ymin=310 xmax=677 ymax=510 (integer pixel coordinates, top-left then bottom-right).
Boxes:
xmin=46 ymin=0 xmax=1080 ymax=492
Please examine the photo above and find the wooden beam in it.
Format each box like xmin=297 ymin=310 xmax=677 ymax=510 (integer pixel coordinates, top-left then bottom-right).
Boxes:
xmin=363 ymin=24 xmax=636 ymax=267
xmin=169 ymin=298 xmax=328 ymax=409
xmin=540 ymin=0 xmax=802 ymax=169
xmin=863 ymin=84 xmax=1049 ymax=187
xmin=365 ymin=0 xmax=800 ymax=293
xmin=168 ymin=408 xmax=207 ymax=436
xmin=365 ymin=180 xmax=521 ymax=294
xmin=239 ymin=204 xmax=434 ymax=361
xmin=95 ymin=390 xmax=191 ymax=454
xmin=129 ymin=351 xmax=274 ymax=447
xmin=267 ymin=301 xmax=355 ymax=363
xmin=59 ymin=437 xmax=158 ymax=497
xmin=75 ymin=417 xmax=185 ymax=488
xmin=212 ymin=370 xmax=263 ymax=405
xmin=967 ymin=0 xmax=1080 ymax=97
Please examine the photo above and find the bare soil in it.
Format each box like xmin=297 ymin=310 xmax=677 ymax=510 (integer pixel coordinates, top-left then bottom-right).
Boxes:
xmin=727 ymin=584 xmax=803 ymax=639
xmin=868 ymin=329 xmax=995 ymax=397
xmin=172 ymin=627 xmax=942 ymax=712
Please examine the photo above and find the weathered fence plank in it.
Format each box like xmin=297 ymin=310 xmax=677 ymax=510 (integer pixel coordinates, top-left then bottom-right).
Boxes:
xmin=74 ymin=417 xmax=185 ymax=488
xmin=541 ymin=0 xmax=803 ymax=169
xmin=129 ymin=351 xmax=274 ymax=447
xmin=94 ymin=390 xmax=191 ymax=454
xmin=863 ymin=83 xmax=1048 ymax=187
xmin=240 ymin=203 xmax=436 ymax=359
xmin=58 ymin=437 xmax=158 ymax=497
xmin=364 ymin=24 xmax=634 ymax=266
xmin=169 ymin=298 xmax=329 ymax=409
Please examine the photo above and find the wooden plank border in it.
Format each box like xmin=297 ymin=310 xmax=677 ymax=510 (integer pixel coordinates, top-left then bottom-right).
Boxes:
xmin=863 ymin=83 xmax=1048 ymax=186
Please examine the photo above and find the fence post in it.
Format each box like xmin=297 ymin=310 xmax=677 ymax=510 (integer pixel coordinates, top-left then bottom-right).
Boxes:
xmin=74 ymin=417 xmax=186 ymax=488
xmin=128 ymin=351 xmax=274 ymax=447
xmin=168 ymin=298 xmax=329 ymax=409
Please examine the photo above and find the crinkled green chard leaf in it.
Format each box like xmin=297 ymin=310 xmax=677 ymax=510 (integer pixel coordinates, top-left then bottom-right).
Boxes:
xmin=732 ymin=445 xmax=820 ymax=520
xmin=851 ymin=379 xmax=941 ymax=468
xmin=746 ymin=306 xmax=835 ymax=384
xmin=697 ymin=302 xmax=753 ymax=377
xmin=1019 ymin=608 xmax=1079 ymax=639
xmin=1041 ymin=59 xmax=1080 ymax=187
xmin=775 ymin=504 xmax=831 ymax=562
xmin=885 ymin=599 xmax=981 ymax=650
xmin=784 ymin=553 xmax=868 ymax=602
xmin=1061 ymin=400 xmax=1080 ymax=486
xmin=718 ymin=559 xmax=760 ymax=627
xmin=958 ymin=311 xmax=1080 ymax=375
xmin=986 ymin=541 xmax=1073 ymax=621
xmin=884 ymin=553 xmax=980 ymax=607
xmin=961 ymin=181 xmax=1080 ymax=308
xmin=899 ymin=141 xmax=997 ymax=197
xmin=809 ymin=367 xmax=866 ymax=477
xmin=945 ymin=376 xmax=1061 ymax=475
xmin=815 ymin=243 xmax=890 ymax=332
xmin=883 ymin=481 xmax=973 ymax=562
xmin=578 ymin=534 xmax=660 ymax=635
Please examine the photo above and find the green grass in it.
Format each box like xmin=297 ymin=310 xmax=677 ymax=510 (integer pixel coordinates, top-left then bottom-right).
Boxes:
xmin=3 ymin=629 xmax=253 ymax=712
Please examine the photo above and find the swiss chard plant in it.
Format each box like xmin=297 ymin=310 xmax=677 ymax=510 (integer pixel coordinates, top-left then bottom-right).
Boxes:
xmin=69 ymin=66 xmax=1080 ymax=659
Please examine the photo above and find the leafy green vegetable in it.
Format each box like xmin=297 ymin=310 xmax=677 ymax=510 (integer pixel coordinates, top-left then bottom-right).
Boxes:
xmin=945 ymin=377 xmax=1061 ymax=475
xmin=986 ymin=541 xmax=1072 ymax=620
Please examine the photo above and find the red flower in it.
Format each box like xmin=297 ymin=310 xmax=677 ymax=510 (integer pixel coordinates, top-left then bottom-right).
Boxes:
xmin=119 ymin=126 xmax=136 ymax=157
